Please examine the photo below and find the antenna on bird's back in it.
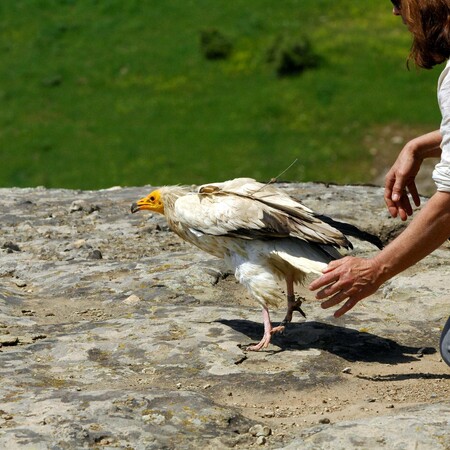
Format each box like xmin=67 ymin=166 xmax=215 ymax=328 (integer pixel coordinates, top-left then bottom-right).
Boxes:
xmin=270 ymin=158 xmax=298 ymax=183
xmin=252 ymin=159 xmax=298 ymax=195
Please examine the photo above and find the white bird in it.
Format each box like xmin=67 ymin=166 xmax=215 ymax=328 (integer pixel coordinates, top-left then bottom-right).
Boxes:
xmin=131 ymin=178 xmax=382 ymax=351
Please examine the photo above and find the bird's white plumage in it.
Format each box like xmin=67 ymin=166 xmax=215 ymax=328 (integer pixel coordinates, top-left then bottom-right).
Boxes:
xmin=172 ymin=179 xmax=348 ymax=248
xmin=156 ymin=178 xmax=347 ymax=308
xmin=133 ymin=177 xmax=380 ymax=350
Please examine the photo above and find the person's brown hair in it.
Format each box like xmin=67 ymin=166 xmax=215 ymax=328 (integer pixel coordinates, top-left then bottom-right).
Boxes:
xmin=401 ymin=0 xmax=450 ymax=68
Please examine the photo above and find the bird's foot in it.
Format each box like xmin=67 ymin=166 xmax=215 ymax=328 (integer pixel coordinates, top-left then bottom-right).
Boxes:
xmin=291 ymin=300 xmax=307 ymax=319
xmin=246 ymin=325 xmax=285 ymax=351
xmin=246 ymin=334 xmax=270 ymax=351
xmin=278 ymin=296 xmax=307 ymax=334
xmin=271 ymin=324 xmax=286 ymax=335
xmin=283 ymin=296 xmax=306 ymax=324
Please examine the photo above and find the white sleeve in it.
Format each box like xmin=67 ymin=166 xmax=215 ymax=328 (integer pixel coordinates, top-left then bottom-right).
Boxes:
xmin=433 ymin=162 xmax=450 ymax=192
xmin=433 ymin=64 xmax=450 ymax=192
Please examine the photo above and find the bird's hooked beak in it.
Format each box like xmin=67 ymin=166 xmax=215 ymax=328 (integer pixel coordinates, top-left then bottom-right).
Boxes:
xmin=131 ymin=190 xmax=164 ymax=215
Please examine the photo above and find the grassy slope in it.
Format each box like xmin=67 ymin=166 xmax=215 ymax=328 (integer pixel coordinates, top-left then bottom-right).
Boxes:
xmin=0 ymin=0 xmax=442 ymax=189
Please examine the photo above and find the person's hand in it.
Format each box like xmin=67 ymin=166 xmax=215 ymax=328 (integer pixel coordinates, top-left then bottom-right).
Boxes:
xmin=384 ymin=147 xmax=422 ymax=221
xmin=308 ymin=256 xmax=384 ymax=318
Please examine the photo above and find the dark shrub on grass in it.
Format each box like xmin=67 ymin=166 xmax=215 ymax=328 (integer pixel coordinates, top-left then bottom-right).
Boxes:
xmin=200 ymin=28 xmax=233 ymax=60
xmin=268 ymin=34 xmax=321 ymax=77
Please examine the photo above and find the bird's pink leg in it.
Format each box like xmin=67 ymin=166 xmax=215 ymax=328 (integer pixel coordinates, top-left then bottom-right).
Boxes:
xmin=246 ymin=306 xmax=284 ymax=351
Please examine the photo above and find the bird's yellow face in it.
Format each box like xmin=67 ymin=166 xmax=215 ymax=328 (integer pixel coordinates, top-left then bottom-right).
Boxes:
xmin=131 ymin=189 xmax=164 ymax=215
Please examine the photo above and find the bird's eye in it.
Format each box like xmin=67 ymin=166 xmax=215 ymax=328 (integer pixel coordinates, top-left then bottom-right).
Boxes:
xmin=150 ymin=196 xmax=155 ymax=201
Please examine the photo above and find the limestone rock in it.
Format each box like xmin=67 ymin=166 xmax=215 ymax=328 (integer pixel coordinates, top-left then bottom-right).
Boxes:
xmin=0 ymin=183 xmax=448 ymax=449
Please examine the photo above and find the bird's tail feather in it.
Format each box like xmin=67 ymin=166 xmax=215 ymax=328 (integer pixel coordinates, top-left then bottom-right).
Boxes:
xmin=315 ymin=214 xmax=384 ymax=249
xmin=272 ymin=251 xmax=327 ymax=275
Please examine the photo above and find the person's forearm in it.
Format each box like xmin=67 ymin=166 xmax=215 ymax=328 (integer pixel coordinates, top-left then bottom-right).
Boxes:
xmin=407 ymin=130 xmax=442 ymax=160
xmin=373 ymin=190 xmax=450 ymax=283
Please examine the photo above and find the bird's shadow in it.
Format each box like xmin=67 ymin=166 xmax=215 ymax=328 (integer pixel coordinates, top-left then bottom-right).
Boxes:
xmin=217 ymin=319 xmax=436 ymax=365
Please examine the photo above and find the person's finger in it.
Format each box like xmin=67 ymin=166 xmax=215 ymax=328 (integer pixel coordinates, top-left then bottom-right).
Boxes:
xmin=308 ymin=276 xmax=338 ymax=299
xmin=397 ymin=205 xmax=409 ymax=221
xmin=400 ymin=193 xmax=413 ymax=216
xmin=320 ymin=290 xmax=350 ymax=309
xmin=384 ymin=175 xmax=401 ymax=218
xmin=391 ymin=176 xmax=407 ymax=203
xmin=308 ymin=272 xmax=339 ymax=292
xmin=333 ymin=297 xmax=360 ymax=318
xmin=384 ymin=174 xmax=396 ymax=201
xmin=407 ymin=181 xmax=421 ymax=207
xmin=394 ymin=193 xmax=414 ymax=221
xmin=315 ymin=282 xmax=343 ymax=300
xmin=386 ymin=203 xmax=399 ymax=219
xmin=384 ymin=179 xmax=394 ymax=202
xmin=398 ymin=196 xmax=412 ymax=220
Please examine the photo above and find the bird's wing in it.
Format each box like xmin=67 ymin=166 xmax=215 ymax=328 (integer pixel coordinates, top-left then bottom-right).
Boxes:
xmin=174 ymin=191 xmax=269 ymax=238
xmin=174 ymin=180 xmax=350 ymax=248
xmin=199 ymin=178 xmax=312 ymax=211
xmin=200 ymin=178 xmax=315 ymax=216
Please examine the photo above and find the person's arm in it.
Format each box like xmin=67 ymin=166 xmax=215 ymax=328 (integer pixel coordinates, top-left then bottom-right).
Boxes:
xmin=309 ymin=190 xmax=450 ymax=317
xmin=384 ymin=130 xmax=442 ymax=221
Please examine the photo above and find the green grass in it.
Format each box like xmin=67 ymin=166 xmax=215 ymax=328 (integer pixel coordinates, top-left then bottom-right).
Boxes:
xmin=0 ymin=0 xmax=443 ymax=189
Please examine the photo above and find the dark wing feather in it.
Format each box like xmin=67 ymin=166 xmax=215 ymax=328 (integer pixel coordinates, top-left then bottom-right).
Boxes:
xmin=315 ymin=214 xmax=384 ymax=249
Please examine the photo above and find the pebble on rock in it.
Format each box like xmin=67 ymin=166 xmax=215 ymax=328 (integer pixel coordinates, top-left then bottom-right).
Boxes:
xmin=123 ymin=294 xmax=141 ymax=305
xmin=256 ymin=436 xmax=266 ymax=445
xmin=0 ymin=336 xmax=19 ymax=346
xmin=88 ymin=250 xmax=103 ymax=260
xmin=14 ymin=279 xmax=27 ymax=288
xmin=249 ymin=424 xmax=272 ymax=437
xmin=2 ymin=242 xmax=21 ymax=252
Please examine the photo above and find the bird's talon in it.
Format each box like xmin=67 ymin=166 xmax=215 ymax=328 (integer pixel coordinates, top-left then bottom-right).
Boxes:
xmin=296 ymin=306 xmax=307 ymax=319
xmin=279 ymin=320 xmax=291 ymax=334
xmin=271 ymin=325 xmax=285 ymax=335
xmin=246 ymin=342 xmax=267 ymax=352
xmin=291 ymin=297 xmax=307 ymax=318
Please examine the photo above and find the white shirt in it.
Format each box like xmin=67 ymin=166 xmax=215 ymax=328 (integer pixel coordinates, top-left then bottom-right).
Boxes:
xmin=432 ymin=59 xmax=450 ymax=191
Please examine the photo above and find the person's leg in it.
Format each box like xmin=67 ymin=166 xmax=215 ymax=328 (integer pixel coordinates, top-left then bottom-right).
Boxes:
xmin=440 ymin=316 xmax=450 ymax=367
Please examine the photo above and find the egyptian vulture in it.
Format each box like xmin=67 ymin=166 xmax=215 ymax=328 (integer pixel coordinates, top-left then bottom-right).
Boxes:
xmin=131 ymin=178 xmax=382 ymax=351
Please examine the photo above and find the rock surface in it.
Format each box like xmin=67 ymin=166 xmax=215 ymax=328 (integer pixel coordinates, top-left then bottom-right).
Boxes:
xmin=0 ymin=182 xmax=449 ymax=449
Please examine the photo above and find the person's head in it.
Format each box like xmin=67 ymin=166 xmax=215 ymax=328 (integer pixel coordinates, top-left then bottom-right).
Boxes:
xmin=391 ymin=0 xmax=450 ymax=69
